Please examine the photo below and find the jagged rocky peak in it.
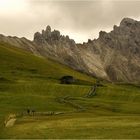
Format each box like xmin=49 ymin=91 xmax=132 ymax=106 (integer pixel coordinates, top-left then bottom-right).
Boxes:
xmin=34 ymin=25 xmax=75 ymax=46
xmin=96 ymin=18 xmax=140 ymax=44
xmin=99 ymin=31 xmax=107 ymax=38
xmin=46 ymin=25 xmax=51 ymax=33
xmin=51 ymin=30 xmax=61 ymax=40
xmin=34 ymin=32 xmax=44 ymax=44
xmin=120 ymin=17 xmax=140 ymax=28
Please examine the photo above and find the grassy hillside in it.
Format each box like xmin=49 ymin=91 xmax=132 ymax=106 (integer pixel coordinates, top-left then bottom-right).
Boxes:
xmin=0 ymin=42 xmax=95 ymax=84
xmin=0 ymin=42 xmax=140 ymax=139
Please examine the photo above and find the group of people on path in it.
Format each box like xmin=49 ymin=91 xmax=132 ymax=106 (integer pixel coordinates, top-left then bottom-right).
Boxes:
xmin=27 ymin=109 xmax=36 ymax=115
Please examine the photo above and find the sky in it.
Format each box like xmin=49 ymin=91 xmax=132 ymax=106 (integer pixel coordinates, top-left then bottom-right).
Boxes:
xmin=0 ymin=0 xmax=140 ymax=43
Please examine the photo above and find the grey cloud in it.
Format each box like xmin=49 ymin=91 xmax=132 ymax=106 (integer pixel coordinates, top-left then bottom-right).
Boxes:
xmin=0 ymin=0 xmax=140 ymax=43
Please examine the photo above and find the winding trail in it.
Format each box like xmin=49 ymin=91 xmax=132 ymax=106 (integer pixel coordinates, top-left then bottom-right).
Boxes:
xmin=86 ymin=84 xmax=97 ymax=97
xmin=56 ymin=96 xmax=85 ymax=111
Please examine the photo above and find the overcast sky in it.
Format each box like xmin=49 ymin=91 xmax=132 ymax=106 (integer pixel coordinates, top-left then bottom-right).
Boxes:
xmin=0 ymin=0 xmax=140 ymax=43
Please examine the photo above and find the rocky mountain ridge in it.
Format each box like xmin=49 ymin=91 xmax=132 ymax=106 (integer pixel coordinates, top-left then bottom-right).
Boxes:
xmin=0 ymin=17 xmax=140 ymax=82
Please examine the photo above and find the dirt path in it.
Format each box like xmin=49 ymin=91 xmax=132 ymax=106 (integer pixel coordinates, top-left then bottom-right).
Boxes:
xmin=56 ymin=96 xmax=85 ymax=111
xmin=86 ymin=85 xmax=97 ymax=97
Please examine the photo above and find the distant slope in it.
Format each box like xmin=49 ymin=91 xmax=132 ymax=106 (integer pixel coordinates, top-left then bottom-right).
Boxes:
xmin=0 ymin=42 xmax=95 ymax=84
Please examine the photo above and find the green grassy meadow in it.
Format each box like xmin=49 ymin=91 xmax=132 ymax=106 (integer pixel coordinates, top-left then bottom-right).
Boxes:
xmin=0 ymin=42 xmax=140 ymax=139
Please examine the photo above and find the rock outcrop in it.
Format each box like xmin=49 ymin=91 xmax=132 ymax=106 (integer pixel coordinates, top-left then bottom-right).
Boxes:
xmin=75 ymin=18 xmax=140 ymax=82
xmin=0 ymin=18 xmax=140 ymax=83
xmin=33 ymin=26 xmax=88 ymax=71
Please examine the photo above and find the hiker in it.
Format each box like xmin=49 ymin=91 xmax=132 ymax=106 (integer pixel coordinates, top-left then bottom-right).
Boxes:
xmin=27 ymin=109 xmax=30 ymax=115
xmin=32 ymin=110 xmax=35 ymax=116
